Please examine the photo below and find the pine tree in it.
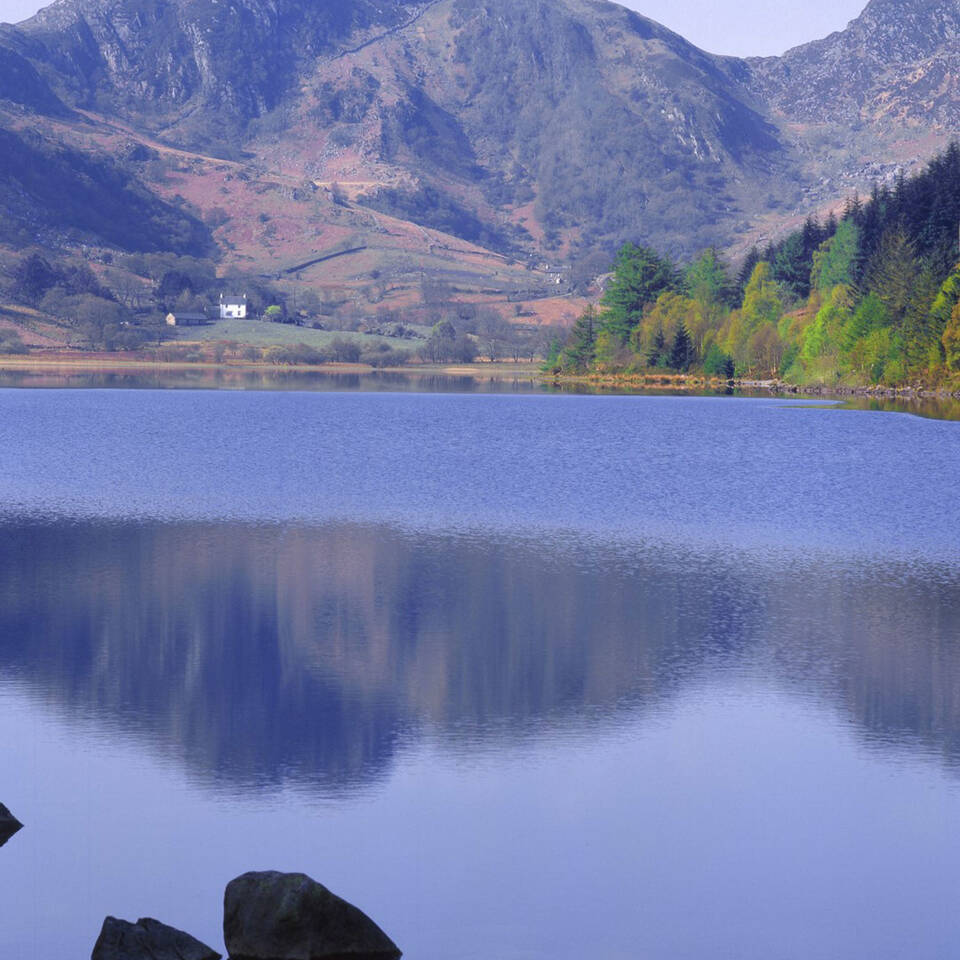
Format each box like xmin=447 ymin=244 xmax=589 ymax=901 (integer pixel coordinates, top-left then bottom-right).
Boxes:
xmin=668 ymin=322 xmax=693 ymax=371
xmin=646 ymin=326 xmax=666 ymax=367
xmin=810 ymin=220 xmax=861 ymax=293
xmin=684 ymin=248 xmax=735 ymax=308
xmin=772 ymin=233 xmax=810 ymax=298
xmin=736 ymin=247 xmax=762 ymax=303
xmin=600 ymin=243 xmax=679 ymax=342
xmin=866 ymin=229 xmax=918 ymax=330
xmin=562 ymin=306 xmax=597 ymax=372
xmin=900 ymin=266 xmax=942 ymax=370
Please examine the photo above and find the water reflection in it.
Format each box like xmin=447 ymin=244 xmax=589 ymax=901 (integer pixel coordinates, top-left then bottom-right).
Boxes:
xmin=0 ymin=366 xmax=544 ymax=394
xmin=1 ymin=520 xmax=957 ymax=794
xmin=5 ymin=366 xmax=959 ymax=421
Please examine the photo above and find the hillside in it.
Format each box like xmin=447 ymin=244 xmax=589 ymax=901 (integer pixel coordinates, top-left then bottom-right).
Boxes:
xmin=0 ymin=0 xmax=959 ymax=341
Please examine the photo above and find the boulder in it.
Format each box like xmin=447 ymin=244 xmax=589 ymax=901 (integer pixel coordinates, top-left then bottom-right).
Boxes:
xmin=223 ymin=871 xmax=401 ymax=960
xmin=92 ymin=916 xmax=222 ymax=960
xmin=0 ymin=803 xmax=23 ymax=847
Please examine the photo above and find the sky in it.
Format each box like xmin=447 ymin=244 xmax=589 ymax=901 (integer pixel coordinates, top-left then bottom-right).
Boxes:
xmin=1 ymin=0 xmax=868 ymax=57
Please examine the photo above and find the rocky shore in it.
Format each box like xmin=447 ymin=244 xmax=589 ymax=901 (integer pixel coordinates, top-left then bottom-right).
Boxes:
xmin=91 ymin=870 xmax=401 ymax=960
xmin=545 ymin=372 xmax=960 ymax=404
xmin=738 ymin=379 xmax=960 ymax=401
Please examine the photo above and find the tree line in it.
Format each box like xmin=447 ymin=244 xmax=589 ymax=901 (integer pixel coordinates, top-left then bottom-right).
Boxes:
xmin=549 ymin=143 xmax=960 ymax=386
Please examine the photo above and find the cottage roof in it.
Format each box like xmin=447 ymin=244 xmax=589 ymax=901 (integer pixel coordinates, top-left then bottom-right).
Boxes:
xmin=172 ymin=312 xmax=207 ymax=321
xmin=220 ymin=293 xmax=247 ymax=303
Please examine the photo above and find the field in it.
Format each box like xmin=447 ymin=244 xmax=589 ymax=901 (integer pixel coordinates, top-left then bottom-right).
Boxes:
xmin=173 ymin=317 xmax=429 ymax=351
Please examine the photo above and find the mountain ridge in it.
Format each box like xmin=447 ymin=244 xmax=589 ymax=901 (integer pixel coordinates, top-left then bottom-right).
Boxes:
xmin=1 ymin=0 xmax=958 ymax=330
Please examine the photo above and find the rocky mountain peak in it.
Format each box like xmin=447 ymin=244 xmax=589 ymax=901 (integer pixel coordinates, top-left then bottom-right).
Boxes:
xmin=750 ymin=0 xmax=960 ymax=123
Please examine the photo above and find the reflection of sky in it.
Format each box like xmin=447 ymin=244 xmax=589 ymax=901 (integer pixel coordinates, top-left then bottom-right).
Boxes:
xmin=3 ymin=679 xmax=959 ymax=960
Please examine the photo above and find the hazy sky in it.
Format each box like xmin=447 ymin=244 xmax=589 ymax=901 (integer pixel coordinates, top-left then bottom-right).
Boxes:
xmin=2 ymin=0 xmax=868 ymax=57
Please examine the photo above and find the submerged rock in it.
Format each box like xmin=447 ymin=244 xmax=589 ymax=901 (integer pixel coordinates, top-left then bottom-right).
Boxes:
xmin=0 ymin=803 xmax=23 ymax=847
xmin=223 ymin=871 xmax=401 ymax=960
xmin=92 ymin=916 xmax=222 ymax=960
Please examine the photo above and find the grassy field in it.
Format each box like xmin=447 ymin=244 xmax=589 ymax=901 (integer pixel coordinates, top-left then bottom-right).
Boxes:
xmin=172 ymin=317 xmax=428 ymax=351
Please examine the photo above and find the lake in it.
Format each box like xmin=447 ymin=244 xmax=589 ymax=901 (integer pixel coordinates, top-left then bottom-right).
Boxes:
xmin=0 ymin=385 xmax=958 ymax=960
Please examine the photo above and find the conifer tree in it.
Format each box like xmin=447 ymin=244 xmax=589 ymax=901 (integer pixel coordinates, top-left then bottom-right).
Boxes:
xmin=866 ymin=229 xmax=918 ymax=330
xmin=562 ymin=306 xmax=597 ymax=372
xmin=600 ymin=243 xmax=678 ymax=342
xmin=684 ymin=248 xmax=735 ymax=308
xmin=646 ymin=327 xmax=666 ymax=367
xmin=900 ymin=266 xmax=942 ymax=370
xmin=668 ymin=323 xmax=693 ymax=371
xmin=772 ymin=233 xmax=810 ymax=298
xmin=810 ymin=220 xmax=861 ymax=293
xmin=736 ymin=247 xmax=762 ymax=302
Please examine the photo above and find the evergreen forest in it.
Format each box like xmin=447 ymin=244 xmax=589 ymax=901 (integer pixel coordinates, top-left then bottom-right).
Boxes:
xmin=549 ymin=144 xmax=960 ymax=387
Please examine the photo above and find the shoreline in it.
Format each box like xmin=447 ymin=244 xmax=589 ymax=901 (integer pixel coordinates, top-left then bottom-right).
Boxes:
xmin=1 ymin=353 xmax=959 ymax=405
xmin=0 ymin=354 xmax=541 ymax=378
xmin=542 ymin=372 xmax=960 ymax=402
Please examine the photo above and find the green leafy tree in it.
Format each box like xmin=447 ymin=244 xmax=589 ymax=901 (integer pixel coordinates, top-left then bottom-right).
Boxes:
xmin=703 ymin=343 xmax=734 ymax=378
xmin=801 ymin=284 xmax=854 ymax=364
xmin=747 ymin=323 xmax=786 ymax=376
xmin=943 ymin=300 xmax=960 ymax=372
xmin=630 ymin=291 xmax=696 ymax=364
xmin=541 ymin=337 xmax=563 ymax=374
xmin=724 ymin=262 xmax=784 ymax=373
xmin=736 ymin=247 xmax=762 ymax=302
xmin=594 ymin=328 xmax=631 ymax=370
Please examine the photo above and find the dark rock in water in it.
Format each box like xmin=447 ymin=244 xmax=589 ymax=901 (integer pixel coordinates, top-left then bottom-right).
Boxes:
xmin=0 ymin=803 xmax=23 ymax=847
xmin=223 ymin=871 xmax=401 ymax=960
xmin=92 ymin=916 xmax=222 ymax=960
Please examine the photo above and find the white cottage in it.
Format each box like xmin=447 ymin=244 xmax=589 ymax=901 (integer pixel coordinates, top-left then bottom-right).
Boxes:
xmin=220 ymin=293 xmax=247 ymax=319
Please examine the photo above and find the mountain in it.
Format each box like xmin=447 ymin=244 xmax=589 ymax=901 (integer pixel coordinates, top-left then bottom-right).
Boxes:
xmin=0 ymin=0 xmax=958 ymax=332
xmin=750 ymin=0 xmax=960 ymax=125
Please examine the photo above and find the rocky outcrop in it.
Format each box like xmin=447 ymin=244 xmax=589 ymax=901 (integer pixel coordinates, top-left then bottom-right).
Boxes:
xmin=223 ymin=871 xmax=401 ymax=960
xmin=92 ymin=916 xmax=222 ymax=960
xmin=749 ymin=0 xmax=960 ymax=125
xmin=0 ymin=803 xmax=23 ymax=847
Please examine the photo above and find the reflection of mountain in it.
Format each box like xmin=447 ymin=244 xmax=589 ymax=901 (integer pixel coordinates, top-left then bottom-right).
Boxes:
xmin=0 ymin=520 xmax=958 ymax=792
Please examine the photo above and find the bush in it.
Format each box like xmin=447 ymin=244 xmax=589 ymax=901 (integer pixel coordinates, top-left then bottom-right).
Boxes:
xmin=328 ymin=337 xmax=362 ymax=363
xmin=360 ymin=344 xmax=409 ymax=367
xmin=703 ymin=343 xmax=735 ymax=378
xmin=264 ymin=343 xmax=324 ymax=365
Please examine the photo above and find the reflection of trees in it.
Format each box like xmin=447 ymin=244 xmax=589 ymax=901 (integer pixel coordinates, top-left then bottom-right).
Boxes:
xmin=0 ymin=521 xmax=958 ymax=794
xmin=0 ymin=370 xmax=544 ymax=394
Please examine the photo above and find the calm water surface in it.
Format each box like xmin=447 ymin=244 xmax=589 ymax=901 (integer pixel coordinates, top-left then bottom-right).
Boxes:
xmin=0 ymin=388 xmax=959 ymax=960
